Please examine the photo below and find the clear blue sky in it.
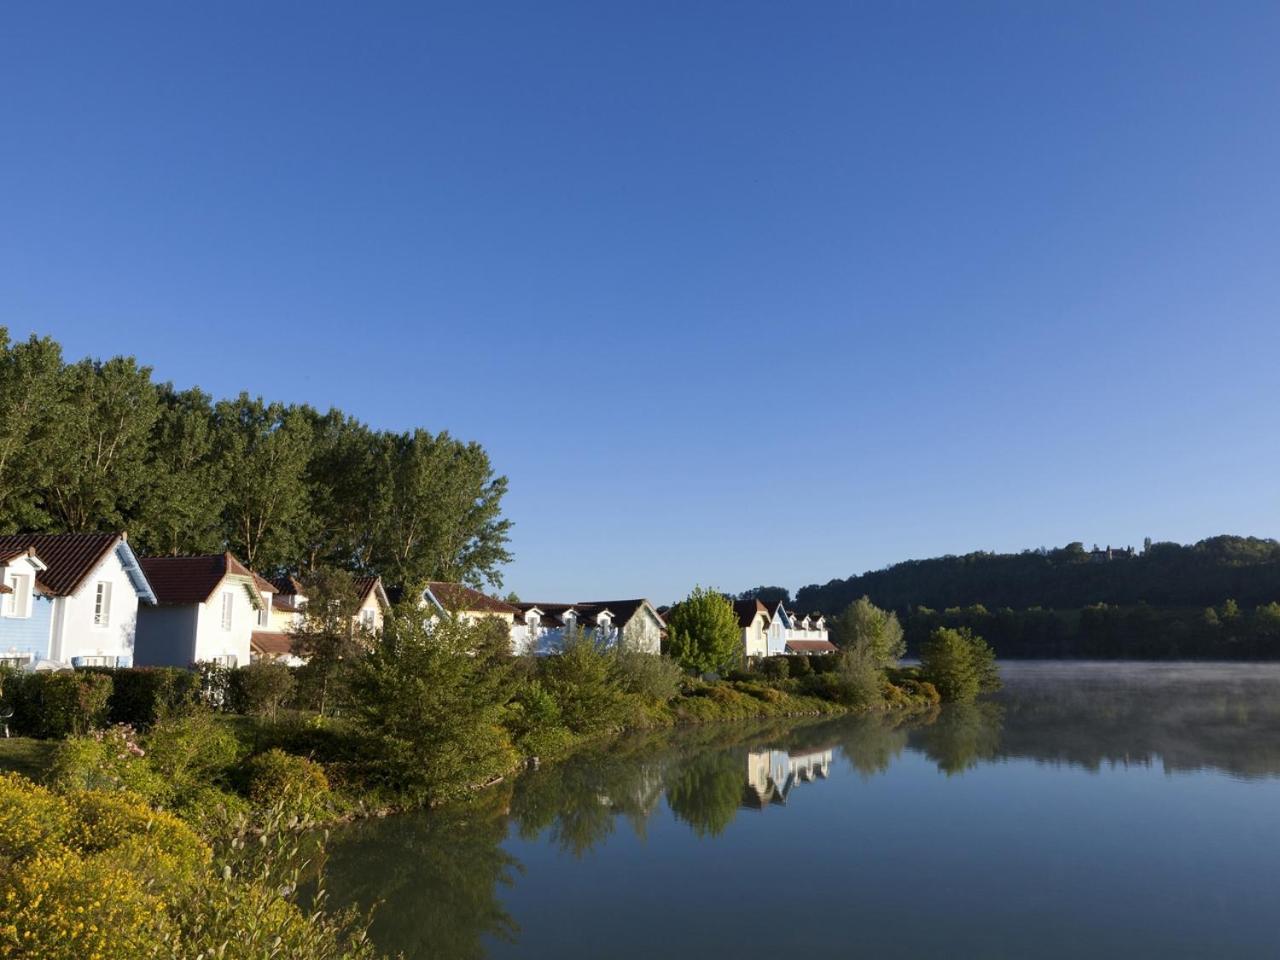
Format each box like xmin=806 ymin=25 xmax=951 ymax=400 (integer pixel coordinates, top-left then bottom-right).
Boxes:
xmin=3 ymin=2 xmax=1278 ymax=604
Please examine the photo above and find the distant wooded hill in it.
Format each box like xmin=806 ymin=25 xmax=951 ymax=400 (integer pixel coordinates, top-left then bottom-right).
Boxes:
xmin=794 ymin=537 xmax=1280 ymax=659
xmin=797 ymin=537 xmax=1280 ymax=613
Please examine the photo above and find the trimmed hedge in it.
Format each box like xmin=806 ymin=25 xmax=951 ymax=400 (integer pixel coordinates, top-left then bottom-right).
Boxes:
xmin=0 ymin=671 xmax=113 ymax=738
xmin=84 ymin=666 xmax=203 ymax=727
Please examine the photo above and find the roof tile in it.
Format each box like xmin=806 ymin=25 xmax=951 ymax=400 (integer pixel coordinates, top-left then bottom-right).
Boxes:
xmin=0 ymin=533 xmax=121 ymax=596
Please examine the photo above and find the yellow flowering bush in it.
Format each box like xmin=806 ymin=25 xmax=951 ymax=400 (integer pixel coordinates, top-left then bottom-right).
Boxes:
xmin=0 ymin=774 xmax=384 ymax=960
xmin=0 ymin=848 xmax=171 ymax=960
xmin=0 ymin=773 xmax=70 ymax=862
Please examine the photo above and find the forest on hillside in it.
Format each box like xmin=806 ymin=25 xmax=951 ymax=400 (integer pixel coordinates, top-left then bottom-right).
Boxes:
xmin=795 ymin=538 xmax=1280 ymax=660
xmin=0 ymin=328 xmax=511 ymax=589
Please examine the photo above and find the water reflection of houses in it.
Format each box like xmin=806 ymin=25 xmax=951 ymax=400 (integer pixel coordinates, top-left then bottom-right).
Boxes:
xmin=741 ymin=748 xmax=833 ymax=809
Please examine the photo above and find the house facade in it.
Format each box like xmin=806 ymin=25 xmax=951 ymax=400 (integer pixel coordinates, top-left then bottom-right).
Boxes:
xmin=352 ymin=576 xmax=390 ymax=634
xmin=252 ymin=574 xmax=389 ymax=664
xmin=734 ymin=599 xmax=772 ymax=660
xmin=767 ymin=603 xmax=837 ymax=655
xmin=511 ymin=599 xmax=664 ymax=655
xmin=135 ymin=553 xmax=275 ymax=668
xmin=421 ymin=581 xmax=520 ymax=633
xmin=0 ymin=533 xmax=156 ymax=668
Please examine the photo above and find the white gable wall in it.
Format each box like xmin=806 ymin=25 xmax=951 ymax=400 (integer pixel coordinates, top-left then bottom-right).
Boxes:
xmin=192 ymin=577 xmax=258 ymax=667
xmin=50 ymin=546 xmax=144 ymax=666
xmin=743 ymin=613 xmax=769 ymax=658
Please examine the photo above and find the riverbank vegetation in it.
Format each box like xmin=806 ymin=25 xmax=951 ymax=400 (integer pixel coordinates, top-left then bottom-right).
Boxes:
xmin=0 ymin=589 xmax=994 ymax=958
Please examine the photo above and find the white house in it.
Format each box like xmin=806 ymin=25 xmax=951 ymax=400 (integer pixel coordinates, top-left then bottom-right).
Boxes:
xmin=767 ymin=603 xmax=836 ymax=655
xmin=252 ymin=574 xmax=389 ymax=664
xmin=0 ymin=532 xmax=156 ymax=668
xmin=420 ymin=581 xmax=521 ymax=632
xmin=135 ymin=553 xmax=276 ymax=668
xmin=733 ymin=599 xmax=772 ymax=660
xmin=511 ymin=599 xmax=664 ymax=655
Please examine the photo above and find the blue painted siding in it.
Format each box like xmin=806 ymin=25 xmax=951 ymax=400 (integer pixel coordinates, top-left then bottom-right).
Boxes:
xmin=0 ymin=594 xmax=53 ymax=660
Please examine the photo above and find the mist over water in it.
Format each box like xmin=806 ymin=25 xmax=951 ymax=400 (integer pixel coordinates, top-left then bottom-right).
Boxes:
xmin=325 ymin=663 xmax=1280 ymax=959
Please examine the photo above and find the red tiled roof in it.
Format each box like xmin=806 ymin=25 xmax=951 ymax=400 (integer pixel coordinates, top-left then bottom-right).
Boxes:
xmin=0 ymin=533 xmax=122 ymax=597
xmin=271 ymin=575 xmax=306 ymax=597
xmin=785 ymin=640 xmax=838 ymax=654
xmin=250 ymin=631 xmax=293 ymax=656
xmin=732 ymin=599 xmax=770 ymax=628
xmin=141 ymin=553 xmax=264 ymax=605
xmin=515 ymin=599 xmax=661 ymax=628
xmin=425 ymin=582 xmax=518 ymax=615
xmin=272 ymin=595 xmax=304 ymax=613
xmin=353 ymin=575 xmax=383 ymax=603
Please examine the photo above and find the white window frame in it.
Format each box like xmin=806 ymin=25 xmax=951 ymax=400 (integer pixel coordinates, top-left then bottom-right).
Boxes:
xmin=220 ymin=590 xmax=234 ymax=631
xmin=9 ymin=574 xmax=31 ymax=618
xmin=212 ymin=654 xmax=237 ymax=668
xmin=258 ymin=602 xmax=270 ymax=627
xmin=360 ymin=607 xmax=377 ymax=630
xmin=94 ymin=582 xmax=112 ymax=628
xmin=76 ymin=655 xmax=118 ymax=668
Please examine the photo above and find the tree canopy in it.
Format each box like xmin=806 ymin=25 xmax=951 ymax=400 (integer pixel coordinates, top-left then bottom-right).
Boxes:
xmin=665 ymin=587 xmax=741 ymax=674
xmin=0 ymin=327 xmax=512 ymax=589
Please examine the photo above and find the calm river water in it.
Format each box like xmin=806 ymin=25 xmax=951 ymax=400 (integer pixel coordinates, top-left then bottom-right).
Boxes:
xmin=323 ymin=662 xmax=1280 ymax=958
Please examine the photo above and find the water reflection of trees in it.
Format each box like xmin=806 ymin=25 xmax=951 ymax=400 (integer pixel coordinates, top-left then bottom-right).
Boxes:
xmin=910 ymin=703 xmax=1005 ymax=775
xmin=989 ymin=664 xmax=1280 ymax=778
xmin=322 ymin=666 xmax=1280 ymax=959
xmin=322 ymin=787 xmax=520 ymax=960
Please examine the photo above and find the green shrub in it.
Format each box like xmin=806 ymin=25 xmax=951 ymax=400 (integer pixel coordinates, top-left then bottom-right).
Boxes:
xmin=81 ymin=666 xmax=202 ymax=727
xmin=145 ymin=710 xmax=243 ymax=791
xmin=537 ymin=630 xmax=628 ymax=735
xmin=1 ymin=670 xmax=114 ymax=738
xmin=506 ymin=679 xmax=564 ymax=753
xmin=244 ymin=749 xmax=332 ymax=819
xmin=809 ymin=654 xmax=840 ymax=674
xmin=612 ymin=650 xmax=683 ymax=702
xmin=759 ymin=656 xmax=790 ymax=680
xmin=47 ymin=725 xmax=168 ymax=801
xmin=172 ymin=784 xmax=253 ymax=838
xmin=227 ymin=661 xmax=297 ymax=719
xmin=783 ymin=655 xmax=813 ymax=677
xmin=920 ymin=627 xmax=1001 ymax=702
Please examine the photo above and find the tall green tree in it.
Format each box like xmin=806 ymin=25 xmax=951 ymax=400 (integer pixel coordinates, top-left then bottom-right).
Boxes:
xmin=834 ymin=596 xmax=906 ymax=667
xmin=665 ymin=586 xmax=740 ymax=674
xmin=370 ymin=429 xmax=512 ymax=591
xmin=43 ymin=356 xmax=159 ymax=532
xmin=920 ymin=626 xmax=1000 ymax=703
xmin=290 ymin=567 xmax=370 ymax=716
xmin=349 ymin=610 xmax=518 ymax=805
xmin=213 ymin=394 xmax=313 ymax=571
xmin=0 ymin=329 xmax=64 ymax=531
xmin=297 ymin=408 xmax=381 ymax=574
xmin=134 ymin=385 xmax=227 ymax=555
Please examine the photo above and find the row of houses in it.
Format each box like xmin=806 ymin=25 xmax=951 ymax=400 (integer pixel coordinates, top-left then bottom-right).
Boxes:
xmin=0 ymin=533 xmax=389 ymax=670
xmin=1 ymin=531 xmax=833 ymax=671
xmin=730 ymin=599 xmax=837 ymax=657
